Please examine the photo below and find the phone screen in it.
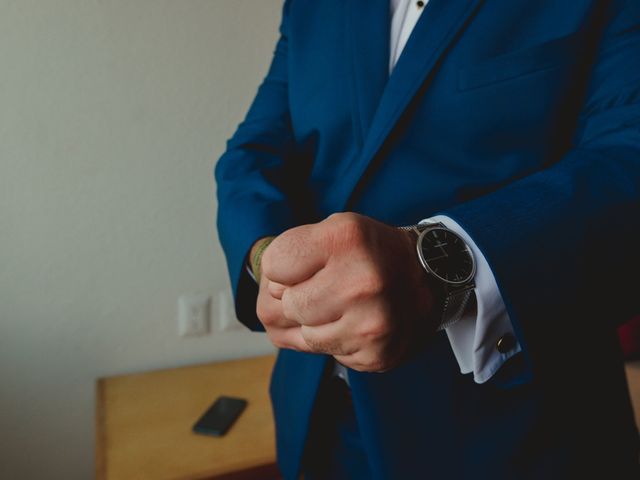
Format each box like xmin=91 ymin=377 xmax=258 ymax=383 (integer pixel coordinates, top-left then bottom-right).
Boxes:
xmin=192 ymin=396 xmax=248 ymax=437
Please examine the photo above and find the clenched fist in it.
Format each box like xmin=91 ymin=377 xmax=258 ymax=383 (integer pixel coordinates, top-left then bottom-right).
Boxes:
xmin=256 ymin=213 xmax=442 ymax=372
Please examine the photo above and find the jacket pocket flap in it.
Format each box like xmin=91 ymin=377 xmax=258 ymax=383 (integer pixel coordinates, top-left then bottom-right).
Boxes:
xmin=458 ymin=33 xmax=580 ymax=91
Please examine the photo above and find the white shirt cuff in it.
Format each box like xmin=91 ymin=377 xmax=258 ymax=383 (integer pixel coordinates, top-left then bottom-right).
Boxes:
xmin=246 ymin=262 xmax=258 ymax=283
xmin=421 ymin=215 xmax=521 ymax=384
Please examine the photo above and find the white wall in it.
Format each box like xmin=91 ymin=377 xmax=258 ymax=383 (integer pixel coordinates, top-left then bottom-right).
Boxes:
xmin=0 ymin=1 xmax=282 ymax=478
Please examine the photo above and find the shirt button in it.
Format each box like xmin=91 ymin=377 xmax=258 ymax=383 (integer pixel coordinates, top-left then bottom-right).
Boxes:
xmin=416 ymin=1 xmax=425 ymax=8
xmin=496 ymin=333 xmax=517 ymax=354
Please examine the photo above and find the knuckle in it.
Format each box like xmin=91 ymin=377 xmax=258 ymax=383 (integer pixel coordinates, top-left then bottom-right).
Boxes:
xmin=326 ymin=212 xmax=366 ymax=246
xmin=356 ymin=312 xmax=391 ymax=341
xmin=341 ymin=215 xmax=366 ymax=243
xmin=256 ymin=301 xmax=270 ymax=325
xmin=325 ymin=212 xmax=343 ymax=224
xmin=345 ymin=272 xmax=385 ymax=304
xmin=363 ymin=320 xmax=389 ymax=341
xmin=360 ymin=271 xmax=386 ymax=297
xmin=256 ymin=297 xmax=284 ymax=329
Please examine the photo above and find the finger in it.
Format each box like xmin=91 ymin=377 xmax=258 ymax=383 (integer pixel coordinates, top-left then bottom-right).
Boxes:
xmin=280 ymin=268 xmax=345 ymax=326
xmin=334 ymin=344 xmax=393 ymax=373
xmin=257 ymin=283 xmax=298 ymax=329
xmin=267 ymin=280 xmax=286 ymax=300
xmin=300 ymin=319 xmax=358 ymax=356
xmin=333 ymin=353 xmax=365 ymax=371
xmin=333 ymin=352 xmax=385 ymax=373
xmin=261 ymin=223 xmax=330 ymax=286
xmin=272 ymin=326 xmax=315 ymax=353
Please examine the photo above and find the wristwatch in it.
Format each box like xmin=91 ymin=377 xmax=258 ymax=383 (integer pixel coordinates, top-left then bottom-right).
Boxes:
xmin=400 ymin=221 xmax=476 ymax=330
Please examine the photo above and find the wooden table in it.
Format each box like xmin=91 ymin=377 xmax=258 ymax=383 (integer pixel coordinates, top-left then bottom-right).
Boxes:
xmin=96 ymin=355 xmax=640 ymax=480
xmin=96 ymin=355 xmax=279 ymax=480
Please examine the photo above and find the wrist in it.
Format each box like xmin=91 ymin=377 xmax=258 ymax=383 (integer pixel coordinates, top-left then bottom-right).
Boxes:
xmin=399 ymin=227 xmax=446 ymax=329
xmin=401 ymin=222 xmax=477 ymax=330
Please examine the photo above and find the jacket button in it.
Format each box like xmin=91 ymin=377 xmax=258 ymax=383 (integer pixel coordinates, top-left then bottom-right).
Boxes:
xmin=417 ymin=1 xmax=425 ymax=7
xmin=496 ymin=333 xmax=516 ymax=353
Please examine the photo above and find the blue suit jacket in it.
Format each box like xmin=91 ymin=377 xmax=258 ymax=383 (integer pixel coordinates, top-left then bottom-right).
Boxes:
xmin=215 ymin=1 xmax=640 ymax=478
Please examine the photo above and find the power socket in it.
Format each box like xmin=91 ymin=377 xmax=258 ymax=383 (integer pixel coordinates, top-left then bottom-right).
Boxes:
xmin=178 ymin=294 xmax=211 ymax=337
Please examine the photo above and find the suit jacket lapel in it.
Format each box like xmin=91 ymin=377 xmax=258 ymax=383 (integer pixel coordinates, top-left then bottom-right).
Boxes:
xmin=347 ymin=0 xmax=390 ymax=146
xmin=341 ymin=0 xmax=485 ymax=210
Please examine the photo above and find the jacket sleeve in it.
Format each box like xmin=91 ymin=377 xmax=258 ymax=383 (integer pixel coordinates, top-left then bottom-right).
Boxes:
xmin=438 ymin=0 xmax=640 ymax=376
xmin=215 ymin=0 xmax=299 ymax=331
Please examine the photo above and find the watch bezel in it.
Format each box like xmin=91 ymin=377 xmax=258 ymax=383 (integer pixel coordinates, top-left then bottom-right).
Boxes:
xmin=416 ymin=226 xmax=476 ymax=286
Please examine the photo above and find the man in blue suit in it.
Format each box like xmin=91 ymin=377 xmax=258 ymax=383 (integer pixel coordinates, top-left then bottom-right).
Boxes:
xmin=215 ymin=0 xmax=640 ymax=478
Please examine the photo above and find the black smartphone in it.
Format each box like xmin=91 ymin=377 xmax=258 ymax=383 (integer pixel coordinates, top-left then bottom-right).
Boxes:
xmin=192 ymin=396 xmax=248 ymax=437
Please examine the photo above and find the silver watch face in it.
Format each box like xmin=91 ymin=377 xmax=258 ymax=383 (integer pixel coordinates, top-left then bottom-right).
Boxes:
xmin=417 ymin=227 xmax=475 ymax=285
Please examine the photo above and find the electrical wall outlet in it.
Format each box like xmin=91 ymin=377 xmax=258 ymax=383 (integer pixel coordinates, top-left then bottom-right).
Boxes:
xmin=178 ymin=293 xmax=211 ymax=336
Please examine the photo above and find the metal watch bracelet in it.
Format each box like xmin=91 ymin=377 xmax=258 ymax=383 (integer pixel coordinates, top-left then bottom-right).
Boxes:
xmin=399 ymin=224 xmax=475 ymax=331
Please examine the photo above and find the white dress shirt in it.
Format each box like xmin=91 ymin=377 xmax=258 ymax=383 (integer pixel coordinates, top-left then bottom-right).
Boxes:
xmin=392 ymin=0 xmax=521 ymax=383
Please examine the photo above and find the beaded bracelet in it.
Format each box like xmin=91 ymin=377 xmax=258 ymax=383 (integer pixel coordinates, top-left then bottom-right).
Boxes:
xmin=251 ymin=237 xmax=275 ymax=281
